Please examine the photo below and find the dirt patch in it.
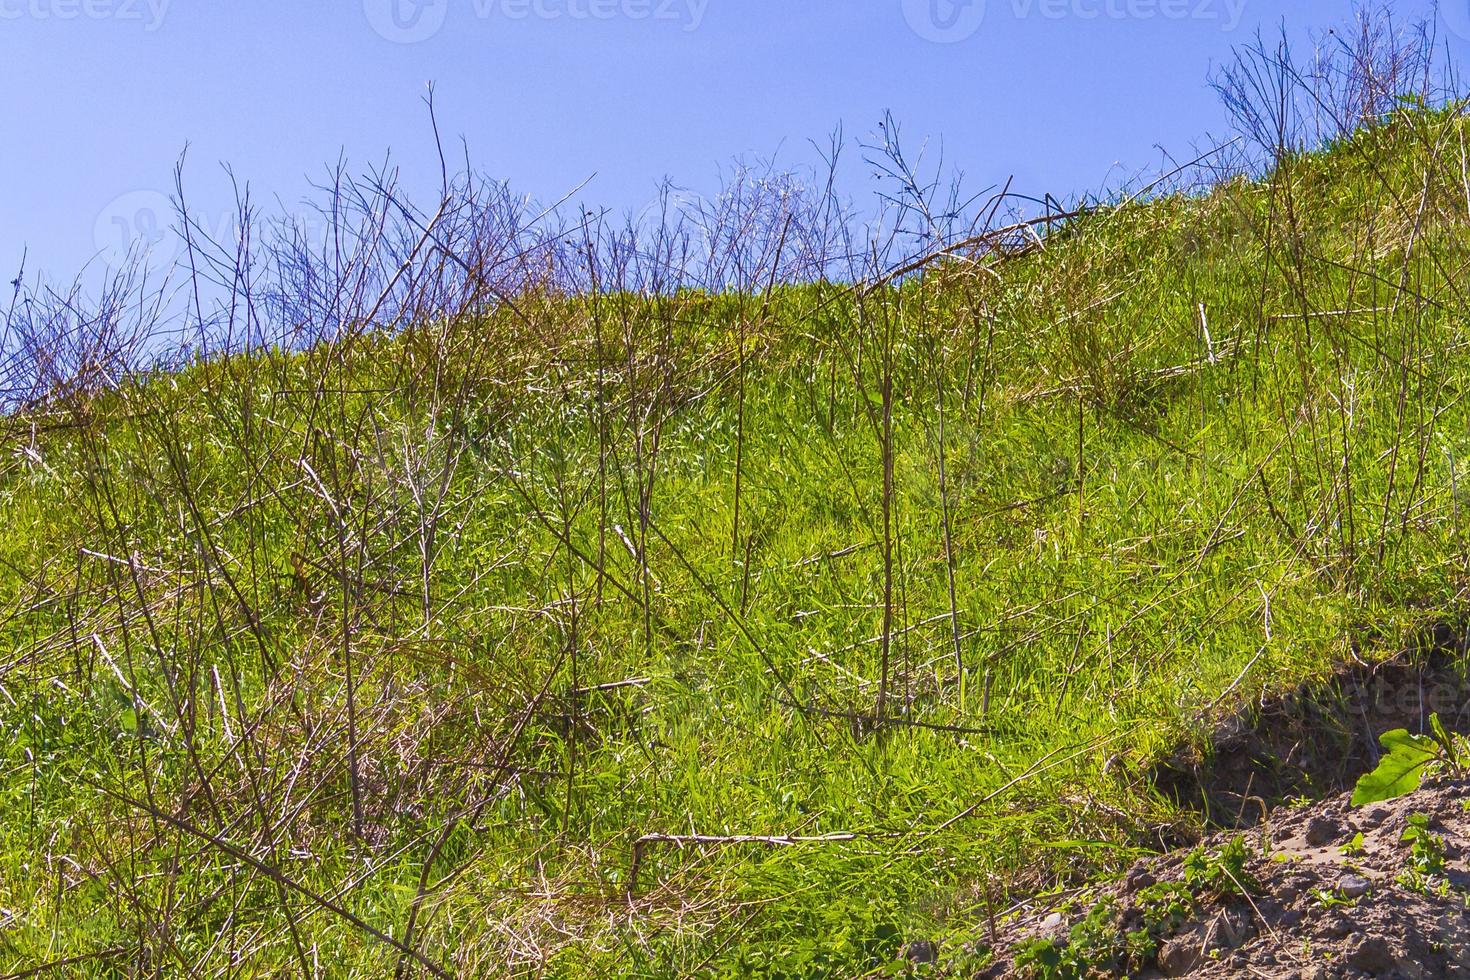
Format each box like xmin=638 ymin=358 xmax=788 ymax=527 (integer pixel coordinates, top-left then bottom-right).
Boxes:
xmin=971 ymin=780 xmax=1470 ymax=978
xmin=1151 ymin=627 xmax=1470 ymax=827
xmin=954 ymin=628 xmax=1470 ymax=978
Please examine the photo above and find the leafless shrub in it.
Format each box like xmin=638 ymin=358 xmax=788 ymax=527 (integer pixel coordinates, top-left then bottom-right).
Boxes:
xmin=0 ymin=258 xmax=164 ymax=411
xmin=1212 ymin=4 xmax=1442 ymax=168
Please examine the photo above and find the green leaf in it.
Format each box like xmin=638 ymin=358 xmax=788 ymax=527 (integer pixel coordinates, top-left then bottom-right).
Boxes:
xmin=1351 ymin=729 xmax=1438 ymax=807
xmin=1430 ymin=713 xmax=1452 ymax=752
xmin=1402 ymin=811 xmax=1432 ymax=843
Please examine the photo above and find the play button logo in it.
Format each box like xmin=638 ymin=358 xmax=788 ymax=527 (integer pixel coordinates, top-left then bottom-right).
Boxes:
xmin=1442 ymin=2 xmax=1470 ymax=42
xmin=902 ymin=0 xmax=987 ymax=44
xmin=363 ymin=0 xmax=450 ymax=43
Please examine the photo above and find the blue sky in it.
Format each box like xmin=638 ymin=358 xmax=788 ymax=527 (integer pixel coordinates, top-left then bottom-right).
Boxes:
xmin=0 ymin=0 xmax=1456 ymax=283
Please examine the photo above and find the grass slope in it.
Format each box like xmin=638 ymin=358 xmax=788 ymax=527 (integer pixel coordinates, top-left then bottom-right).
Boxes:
xmin=4 ymin=106 xmax=1470 ymax=976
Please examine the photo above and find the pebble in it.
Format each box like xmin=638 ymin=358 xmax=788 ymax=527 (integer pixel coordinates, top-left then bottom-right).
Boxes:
xmin=1305 ymin=815 xmax=1341 ymax=847
xmin=1339 ymin=874 xmax=1372 ymax=899
xmin=1125 ymin=865 xmax=1156 ymax=892
xmin=1361 ymin=804 xmax=1393 ymax=826
xmin=1037 ymin=911 xmax=1067 ymax=942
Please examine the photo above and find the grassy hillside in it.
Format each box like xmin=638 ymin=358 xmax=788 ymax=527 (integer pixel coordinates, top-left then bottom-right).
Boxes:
xmin=5 ymin=99 xmax=1470 ymax=975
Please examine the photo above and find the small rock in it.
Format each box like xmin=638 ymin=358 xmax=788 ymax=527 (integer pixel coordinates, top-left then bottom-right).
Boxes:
xmin=1361 ymin=804 xmax=1392 ymax=826
xmin=1277 ymin=875 xmax=1308 ymax=903
xmin=1338 ymin=874 xmax=1371 ymax=899
xmin=1305 ymin=815 xmax=1341 ymax=847
xmin=1346 ymin=935 xmax=1398 ymax=974
xmin=1125 ymin=865 xmax=1157 ymax=892
xmin=903 ymin=940 xmax=938 ymax=964
xmin=1037 ymin=912 xmax=1067 ymax=943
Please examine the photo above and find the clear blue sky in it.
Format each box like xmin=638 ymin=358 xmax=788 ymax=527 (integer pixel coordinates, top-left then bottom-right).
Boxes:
xmin=0 ymin=0 xmax=1455 ymax=283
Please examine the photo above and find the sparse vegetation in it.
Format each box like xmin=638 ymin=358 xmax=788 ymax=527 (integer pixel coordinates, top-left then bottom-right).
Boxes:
xmin=1396 ymin=811 xmax=1450 ymax=895
xmin=1184 ymin=837 xmax=1262 ymax=899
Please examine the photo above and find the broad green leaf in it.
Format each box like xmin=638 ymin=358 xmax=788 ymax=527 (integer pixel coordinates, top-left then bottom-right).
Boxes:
xmin=1351 ymin=729 xmax=1438 ymax=807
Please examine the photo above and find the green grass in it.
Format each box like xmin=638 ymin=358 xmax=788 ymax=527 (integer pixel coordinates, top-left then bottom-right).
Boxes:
xmin=5 ymin=103 xmax=1470 ymax=976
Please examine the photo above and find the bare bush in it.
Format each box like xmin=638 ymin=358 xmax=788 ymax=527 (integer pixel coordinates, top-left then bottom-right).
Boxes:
xmin=1212 ymin=4 xmax=1442 ymax=168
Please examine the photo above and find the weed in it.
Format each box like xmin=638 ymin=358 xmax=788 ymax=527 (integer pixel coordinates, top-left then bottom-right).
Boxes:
xmin=1310 ymin=886 xmax=1357 ymax=909
xmin=1353 ymin=714 xmax=1470 ymax=806
xmin=1396 ymin=811 xmax=1451 ymax=897
xmin=1014 ymin=900 xmax=1127 ymax=979
xmin=1015 ymin=884 xmax=1195 ymax=978
xmin=1184 ymin=837 xmax=1262 ymax=898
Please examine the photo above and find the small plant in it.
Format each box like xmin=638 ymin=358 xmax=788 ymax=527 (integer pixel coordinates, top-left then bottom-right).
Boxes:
xmin=1352 ymin=714 xmax=1468 ymax=807
xmin=1310 ymin=886 xmax=1356 ymax=909
xmin=1067 ymin=901 xmax=1126 ymax=973
xmin=1122 ymin=880 xmax=1194 ymax=967
xmin=1340 ymin=832 xmax=1367 ymax=858
xmin=1014 ymin=900 xmax=1127 ymax=979
xmin=1183 ymin=836 xmax=1261 ymax=897
xmin=1403 ymin=813 xmax=1447 ymax=874
xmin=1014 ymin=937 xmax=1068 ymax=979
xmin=1136 ymin=880 xmax=1193 ymax=934
xmin=1123 ymin=927 xmax=1157 ymax=967
xmin=1396 ymin=812 xmax=1450 ymax=895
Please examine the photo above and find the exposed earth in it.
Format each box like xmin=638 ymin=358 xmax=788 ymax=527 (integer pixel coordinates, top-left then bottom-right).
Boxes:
xmin=972 ymin=780 xmax=1470 ymax=978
